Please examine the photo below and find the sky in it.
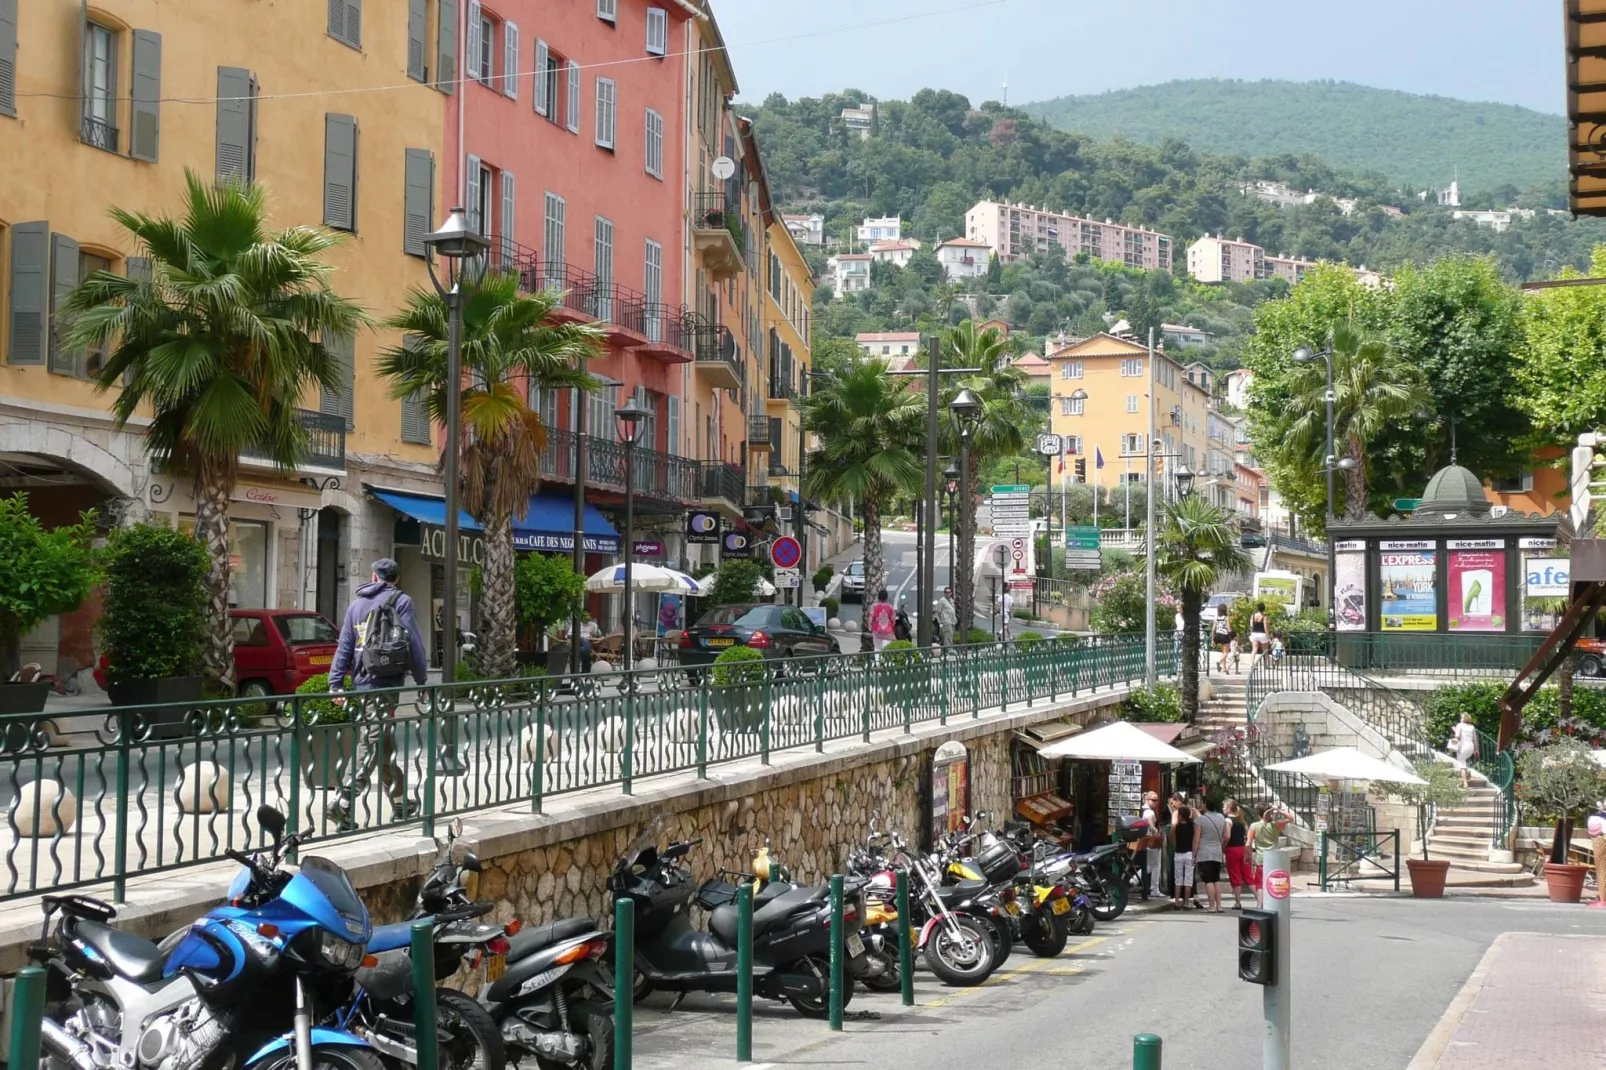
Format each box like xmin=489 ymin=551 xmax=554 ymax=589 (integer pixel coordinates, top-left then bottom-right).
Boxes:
xmin=710 ymin=0 xmax=1564 ymax=115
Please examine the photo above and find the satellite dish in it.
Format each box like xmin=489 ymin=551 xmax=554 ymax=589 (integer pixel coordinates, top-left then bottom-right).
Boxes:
xmin=711 ymin=156 xmax=736 ymax=181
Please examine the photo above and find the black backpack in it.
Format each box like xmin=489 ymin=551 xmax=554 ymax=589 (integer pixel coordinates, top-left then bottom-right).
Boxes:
xmin=360 ymin=589 xmax=414 ymax=677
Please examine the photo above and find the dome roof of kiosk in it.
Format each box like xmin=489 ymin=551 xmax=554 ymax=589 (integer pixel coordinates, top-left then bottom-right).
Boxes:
xmin=1419 ymin=464 xmax=1489 ymax=515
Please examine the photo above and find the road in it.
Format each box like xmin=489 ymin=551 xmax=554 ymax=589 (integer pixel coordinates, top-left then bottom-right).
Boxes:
xmin=630 ymin=894 xmax=1604 ymax=1070
xmin=832 ymin=529 xmax=997 ymax=634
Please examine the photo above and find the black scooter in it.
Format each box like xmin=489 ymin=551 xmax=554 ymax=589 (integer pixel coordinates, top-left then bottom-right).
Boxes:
xmin=608 ymin=826 xmax=870 ymax=1018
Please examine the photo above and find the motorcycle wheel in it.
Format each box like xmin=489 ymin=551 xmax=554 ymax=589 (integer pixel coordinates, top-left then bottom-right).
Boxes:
xmin=437 ymin=988 xmax=506 ymax=1070
xmin=922 ymin=916 xmax=994 ymax=986
xmin=784 ymin=954 xmax=853 ymax=1018
xmin=860 ymin=947 xmax=902 ymax=993
xmin=1021 ymin=909 xmax=1069 ymax=958
xmin=534 ymin=1009 xmax=613 ymax=1070
xmin=1073 ymin=908 xmax=1096 ymax=935
xmin=972 ymin=913 xmax=1011 ymax=972
xmin=1090 ymin=883 xmax=1127 ymax=922
xmin=253 ymin=1048 xmax=388 ymax=1070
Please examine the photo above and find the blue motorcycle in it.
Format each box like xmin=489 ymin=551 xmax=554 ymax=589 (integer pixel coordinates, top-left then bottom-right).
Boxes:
xmin=30 ymin=806 xmax=381 ymax=1070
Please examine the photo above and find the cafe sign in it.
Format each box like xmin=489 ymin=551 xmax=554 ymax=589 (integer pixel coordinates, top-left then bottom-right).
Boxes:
xmin=419 ymin=524 xmax=619 ymax=561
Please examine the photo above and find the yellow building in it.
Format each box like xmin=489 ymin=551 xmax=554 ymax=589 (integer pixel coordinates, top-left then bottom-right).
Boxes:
xmin=0 ymin=0 xmax=447 ymax=667
xmin=1045 ymin=334 xmax=1212 ymax=507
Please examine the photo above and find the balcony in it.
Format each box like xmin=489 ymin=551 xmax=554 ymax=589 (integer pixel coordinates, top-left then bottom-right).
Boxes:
xmin=80 ymin=115 xmax=119 ymax=153
xmin=697 ymin=461 xmax=747 ymax=517
xmin=747 ymin=414 xmax=774 ymax=452
xmin=692 ymin=192 xmax=744 ymax=281
xmin=693 ymin=323 xmax=744 ymax=391
xmin=240 ymin=409 xmax=346 ymax=471
xmin=538 ymin=428 xmax=699 ymax=506
xmin=767 ymin=371 xmax=798 ymax=409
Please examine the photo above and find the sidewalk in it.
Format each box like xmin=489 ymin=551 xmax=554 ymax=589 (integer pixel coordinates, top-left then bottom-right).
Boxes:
xmin=1408 ymin=932 xmax=1606 ymax=1069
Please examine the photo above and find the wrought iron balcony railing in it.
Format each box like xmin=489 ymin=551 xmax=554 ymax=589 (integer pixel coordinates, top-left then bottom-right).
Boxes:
xmin=80 ymin=116 xmax=119 ymax=152
xmin=239 ymin=409 xmax=346 ymax=470
xmin=539 ymin=428 xmax=700 ymax=503
xmin=698 ymin=461 xmax=746 ymax=508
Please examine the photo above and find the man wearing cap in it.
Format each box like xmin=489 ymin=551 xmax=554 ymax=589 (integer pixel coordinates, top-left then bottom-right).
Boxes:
xmin=326 ymin=558 xmax=428 ymax=826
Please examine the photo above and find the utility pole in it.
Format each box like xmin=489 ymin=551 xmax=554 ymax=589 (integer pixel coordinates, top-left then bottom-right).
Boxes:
xmin=1144 ymin=327 xmax=1158 ymax=690
xmin=921 ymin=333 xmax=940 ymax=646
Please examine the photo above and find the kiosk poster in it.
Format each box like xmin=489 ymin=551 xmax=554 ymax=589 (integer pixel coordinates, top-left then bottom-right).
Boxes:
xmin=1447 ymin=551 xmax=1505 ymax=631
xmin=1335 ymin=550 xmax=1366 ymax=631
xmin=1379 ymin=550 xmax=1437 ymax=631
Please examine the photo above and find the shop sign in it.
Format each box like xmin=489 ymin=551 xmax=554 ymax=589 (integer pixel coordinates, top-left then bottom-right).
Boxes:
xmin=686 ymin=511 xmax=722 ymax=544
xmin=231 ymin=482 xmax=325 ymax=511
xmin=419 ymin=523 xmax=619 ymax=561
xmin=721 ymin=530 xmax=753 ymax=560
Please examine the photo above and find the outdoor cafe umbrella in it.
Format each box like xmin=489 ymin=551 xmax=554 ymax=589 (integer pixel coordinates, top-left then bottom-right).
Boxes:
xmin=1037 ymin=720 xmax=1203 ymax=764
xmin=1264 ymin=748 xmax=1426 ymax=785
xmin=585 ymin=563 xmax=701 ymax=595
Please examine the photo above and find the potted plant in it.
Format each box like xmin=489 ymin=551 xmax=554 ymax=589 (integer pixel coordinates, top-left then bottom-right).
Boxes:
xmin=879 ymin=639 xmax=928 ymax=706
xmin=98 ymin=524 xmax=207 ymax=733
xmin=0 ymin=495 xmax=97 ymax=714
xmin=295 ymin=673 xmax=355 ymax=791
xmin=1517 ymin=741 xmax=1605 ymax=903
xmin=514 ymin=551 xmax=587 ymax=670
xmin=1390 ymin=759 xmax=1468 ymax=898
xmin=711 ymin=645 xmax=767 ymax=733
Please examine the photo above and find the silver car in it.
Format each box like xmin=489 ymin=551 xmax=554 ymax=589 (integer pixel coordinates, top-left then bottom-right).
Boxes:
xmin=840 ymin=560 xmax=866 ymax=602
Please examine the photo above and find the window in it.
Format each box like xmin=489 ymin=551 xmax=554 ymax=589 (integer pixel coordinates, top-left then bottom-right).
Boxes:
xmin=1120 ymin=358 xmax=1143 ymax=377
xmin=465 ymin=154 xmax=490 ymax=235
xmin=437 ymin=0 xmax=457 ymax=90
xmin=644 ymin=108 xmax=663 ymax=178
xmin=320 ymin=332 xmax=355 ymax=429
xmin=1126 ymin=394 xmax=1139 ymax=413
xmin=77 ymin=250 xmax=112 ymax=377
xmin=502 ymin=21 xmax=519 ymax=98
xmin=594 ymin=78 xmax=616 ymax=149
xmin=466 ymin=5 xmax=493 ymax=84
xmin=215 ymin=67 xmax=258 ymax=184
xmin=400 ymin=336 xmax=431 ymax=444
xmin=1060 ymin=360 xmax=1082 ymax=379
xmin=597 ymin=0 xmax=617 ymax=23
xmin=327 ymin=0 xmax=362 ymax=49
xmin=1490 ymin=472 xmax=1534 ymax=493
xmin=82 ymin=23 xmax=117 ymax=151
xmin=566 ymin=60 xmax=581 ymax=132
xmin=407 ymin=0 xmax=427 ymax=81
xmin=402 ymin=147 xmax=434 ymax=257
xmin=1064 ymin=435 xmax=1082 ymax=455
xmin=1060 ymin=396 xmax=1083 ymax=416
xmin=542 ymin=192 xmax=565 ymax=289
xmin=0 ymin=0 xmax=16 ymax=118
xmin=588 ymin=380 xmax=619 ymax=436
xmin=646 ymin=7 xmax=667 ymax=54
xmin=322 ymin=114 xmax=358 ymax=231
xmin=644 ymin=239 xmax=662 ymax=340
xmin=593 ymin=216 xmax=613 ymax=319
xmin=1121 ymin=433 xmax=1145 ymax=455
xmin=533 ymin=40 xmax=553 ymax=118
xmin=500 ymin=170 xmax=516 ymax=266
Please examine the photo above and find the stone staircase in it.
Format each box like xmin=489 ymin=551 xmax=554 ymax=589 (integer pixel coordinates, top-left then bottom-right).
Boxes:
xmin=1198 ymin=675 xmax=1248 ymax=735
xmin=1425 ymin=770 xmax=1530 ymax=878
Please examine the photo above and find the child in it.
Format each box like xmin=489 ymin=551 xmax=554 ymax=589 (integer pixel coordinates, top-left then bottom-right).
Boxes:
xmin=1271 ymin=636 xmax=1286 ymax=660
xmin=1225 ymin=637 xmax=1241 ymax=674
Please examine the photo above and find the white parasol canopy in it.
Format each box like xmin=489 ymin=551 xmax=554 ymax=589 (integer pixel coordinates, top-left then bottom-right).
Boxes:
xmin=1038 ymin=720 xmax=1202 ymax=763
xmin=585 ymin=563 xmax=701 ymax=594
xmin=689 ymin=572 xmax=775 ymax=597
xmin=1264 ymin=747 xmax=1425 ymax=785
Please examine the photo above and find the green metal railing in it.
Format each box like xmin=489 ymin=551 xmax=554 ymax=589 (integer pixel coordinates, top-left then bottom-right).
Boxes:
xmin=1288 ymin=631 xmax=1545 ymax=678
xmin=1318 ymin=829 xmax=1400 ymax=892
xmin=0 ymin=635 xmax=1177 ymax=902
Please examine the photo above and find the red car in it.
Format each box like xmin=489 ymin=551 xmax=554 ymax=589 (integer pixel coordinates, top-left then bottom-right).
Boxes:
xmin=231 ymin=609 xmax=341 ymax=697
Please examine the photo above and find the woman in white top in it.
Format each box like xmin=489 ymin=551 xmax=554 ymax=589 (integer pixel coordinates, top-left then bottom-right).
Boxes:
xmin=1449 ymin=713 xmax=1478 ymax=789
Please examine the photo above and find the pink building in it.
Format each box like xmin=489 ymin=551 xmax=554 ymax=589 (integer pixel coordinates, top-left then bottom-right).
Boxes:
xmin=1265 ymin=254 xmax=1317 ymax=284
xmin=964 ymin=200 xmax=1173 ymax=271
xmin=1186 ymin=234 xmax=1318 ymax=285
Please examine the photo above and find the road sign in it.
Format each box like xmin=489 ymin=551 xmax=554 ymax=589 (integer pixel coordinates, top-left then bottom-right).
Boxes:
xmin=1393 ymin=498 xmax=1422 ymax=512
xmin=774 ymin=567 xmax=801 ymax=589
xmin=769 ymin=535 xmax=802 ymax=569
xmin=1036 ymin=433 xmax=1062 ymax=457
xmin=992 ymin=485 xmax=1031 ymax=496
xmin=1064 ymin=526 xmax=1101 ymax=551
xmin=1008 ymin=579 xmax=1035 ymax=592
xmin=1064 ymin=550 xmax=1102 ymax=570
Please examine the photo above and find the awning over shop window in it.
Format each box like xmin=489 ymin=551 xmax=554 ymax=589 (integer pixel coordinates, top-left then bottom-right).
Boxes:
xmin=371 ymin=487 xmax=621 ymax=554
xmin=1014 ymin=720 xmax=1084 ymax=753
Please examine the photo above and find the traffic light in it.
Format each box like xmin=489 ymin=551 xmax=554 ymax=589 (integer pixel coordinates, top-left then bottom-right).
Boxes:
xmin=1238 ymin=908 xmax=1277 ymax=985
xmin=1074 ymin=457 xmax=1087 ymax=483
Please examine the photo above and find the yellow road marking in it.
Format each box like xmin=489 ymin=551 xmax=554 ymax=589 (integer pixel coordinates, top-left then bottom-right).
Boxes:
xmin=921 ymin=936 xmax=1106 ymax=1008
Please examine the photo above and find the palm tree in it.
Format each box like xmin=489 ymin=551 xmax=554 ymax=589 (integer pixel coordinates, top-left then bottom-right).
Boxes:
xmin=1147 ymin=494 xmax=1254 ymax=722
xmin=1286 ymin=321 xmax=1429 ymax=520
xmin=938 ymin=320 xmax=1031 ymax=637
xmin=62 ymin=172 xmax=365 ymax=689
xmin=381 ymin=273 xmax=603 ymax=678
xmin=802 ymin=360 xmax=925 ymax=605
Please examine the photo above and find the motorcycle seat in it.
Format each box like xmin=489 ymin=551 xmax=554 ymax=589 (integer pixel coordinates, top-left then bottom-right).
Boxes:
xmin=367 ymin=920 xmax=419 ymax=954
xmin=508 ymin=917 xmax=595 ymax=962
xmin=935 ymin=879 xmax=990 ymax=904
xmin=71 ymin=919 xmax=165 ymax=983
xmin=709 ymin=885 xmax=822 ymax=947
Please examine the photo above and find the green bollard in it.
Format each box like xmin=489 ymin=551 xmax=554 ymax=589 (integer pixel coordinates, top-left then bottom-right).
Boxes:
xmin=1133 ymin=1032 xmax=1162 ymax=1069
xmin=410 ymin=920 xmax=439 ymax=1070
xmin=895 ymin=869 xmax=914 ymax=1007
xmin=615 ymin=897 xmax=634 ymax=1070
xmin=736 ymin=882 xmax=754 ymax=1061
xmin=828 ymin=874 xmax=844 ymax=1031
xmin=8 ymin=965 xmax=44 ymax=1070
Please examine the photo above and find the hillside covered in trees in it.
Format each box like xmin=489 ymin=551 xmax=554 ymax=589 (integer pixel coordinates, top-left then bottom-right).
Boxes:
xmin=1021 ymin=79 xmax=1564 ymax=198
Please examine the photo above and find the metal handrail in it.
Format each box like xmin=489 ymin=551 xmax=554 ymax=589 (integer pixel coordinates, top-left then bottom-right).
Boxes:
xmin=239 ymin=408 xmax=346 ymax=469
xmin=699 ymin=461 xmax=746 ymax=507
xmin=540 ymin=428 xmax=698 ymax=503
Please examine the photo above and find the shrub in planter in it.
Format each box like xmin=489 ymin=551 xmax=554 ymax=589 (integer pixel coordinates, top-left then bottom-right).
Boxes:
xmin=711 ymin=645 xmax=767 ymax=732
xmin=1016 ymin=630 xmax=1045 ymax=646
xmin=822 ymin=597 xmax=840 ymax=620
xmin=1122 ymin=684 xmax=1182 ymax=723
xmin=295 ymin=673 xmax=355 ymax=791
xmin=99 ymin=524 xmax=207 ymax=721
xmin=0 ymin=495 xmax=97 ymax=713
xmin=515 ymin=552 xmax=587 ymax=653
xmin=879 ymin=639 xmax=928 ymax=701
xmin=1387 ymin=760 xmax=1468 ymax=898
xmin=965 ymin=627 xmax=992 ymax=645
xmin=708 ymin=561 xmax=762 ymax=607
xmin=812 ymin=565 xmax=834 ymax=593
xmin=1517 ymin=742 xmax=1605 ymax=902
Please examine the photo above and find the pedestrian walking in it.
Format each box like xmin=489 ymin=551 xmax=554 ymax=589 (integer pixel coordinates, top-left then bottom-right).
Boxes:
xmin=1589 ymin=802 xmax=1606 ymax=909
xmin=1171 ymin=794 xmax=1198 ymax=911
xmin=934 ymin=586 xmax=958 ymax=648
xmin=1141 ymin=791 xmax=1164 ymax=899
xmin=1195 ymin=797 xmax=1230 ymax=913
xmin=1449 ymin=713 xmax=1479 ymax=789
xmin=1249 ymin=602 xmax=1271 ymax=662
xmin=1223 ymin=799 xmax=1251 ymax=910
xmin=1211 ymin=613 xmax=1233 ymax=673
xmin=867 ymin=588 xmax=897 ymax=653
xmin=326 ymin=558 xmax=428 ymax=829
xmin=1000 ymin=589 xmax=1014 ymax=641
xmin=1249 ymin=805 xmax=1293 ymax=908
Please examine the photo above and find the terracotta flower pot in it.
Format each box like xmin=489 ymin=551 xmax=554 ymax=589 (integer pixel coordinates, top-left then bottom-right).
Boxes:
xmin=1406 ymin=858 xmax=1452 ymax=898
xmin=1543 ymin=862 xmax=1591 ymax=904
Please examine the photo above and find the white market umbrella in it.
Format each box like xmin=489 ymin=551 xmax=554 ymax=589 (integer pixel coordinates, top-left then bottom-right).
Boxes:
xmin=1038 ymin=720 xmax=1202 ymax=764
xmin=585 ymin=563 xmax=700 ymax=594
xmin=1264 ymin=747 xmax=1425 ymax=785
xmin=669 ymin=569 xmax=707 ymax=596
xmin=755 ymin=576 xmax=777 ymax=597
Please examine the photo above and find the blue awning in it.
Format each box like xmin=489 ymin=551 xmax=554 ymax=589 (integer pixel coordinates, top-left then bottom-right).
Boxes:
xmin=372 ymin=488 xmax=621 ymax=554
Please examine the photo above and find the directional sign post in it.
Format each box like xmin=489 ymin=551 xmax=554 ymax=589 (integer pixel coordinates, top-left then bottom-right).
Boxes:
xmin=774 ymin=568 xmax=801 ymax=589
xmin=991 ymin=484 xmax=1032 ymax=538
xmin=1064 ymin=526 xmax=1101 ymax=551
xmin=1392 ymin=498 xmax=1422 ymax=513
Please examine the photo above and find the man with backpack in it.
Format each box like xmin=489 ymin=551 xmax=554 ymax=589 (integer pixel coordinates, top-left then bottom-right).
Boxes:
xmin=326 ymin=558 xmax=429 ymax=827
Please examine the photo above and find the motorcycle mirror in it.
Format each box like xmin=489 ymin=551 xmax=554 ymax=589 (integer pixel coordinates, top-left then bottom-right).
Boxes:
xmin=257 ymin=806 xmax=286 ymax=843
xmin=451 ymin=817 xmax=463 ymax=840
xmin=460 ymin=852 xmax=482 ymax=873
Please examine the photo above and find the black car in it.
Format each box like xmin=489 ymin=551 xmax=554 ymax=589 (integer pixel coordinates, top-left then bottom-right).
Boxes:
xmin=678 ymin=603 xmax=839 ymax=667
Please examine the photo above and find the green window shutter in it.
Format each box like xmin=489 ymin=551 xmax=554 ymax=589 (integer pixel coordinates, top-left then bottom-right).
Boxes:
xmin=126 ymin=256 xmax=151 ymax=281
xmin=401 ymin=390 xmax=430 ymax=444
xmin=0 ymin=0 xmax=18 ymax=117
xmin=6 ymin=221 xmax=48 ymax=365
xmin=215 ymin=67 xmax=253 ymax=184
xmin=129 ymin=30 xmax=161 ymax=162
xmin=437 ymin=0 xmax=457 ymax=91
xmin=406 ymin=0 xmax=426 ymax=81
xmin=345 ymin=0 xmax=362 ymax=48
xmin=323 ymin=114 xmax=357 ymax=230
xmin=48 ymin=233 xmax=80 ymax=377
xmin=327 ymin=0 xmax=345 ymax=43
xmin=321 ymin=333 xmax=354 ymax=428
xmin=403 ymin=147 xmax=434 ymax=257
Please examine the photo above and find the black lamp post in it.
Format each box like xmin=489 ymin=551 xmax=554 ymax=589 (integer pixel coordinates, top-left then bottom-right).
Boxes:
xmin=944 ymin=463 xmax=960 ymax=585
xmin=1293 ymin=342 xmax=1357 ymax=619
xmin=950 ymin=388 xmax=983 ymax=636
xmin=1174 ymin=464 xmax=1196 ymax=498
xmin=615 ymin=398 xmax=651 ymax=673
xmin=421 ymin=206 xmax=489 ymax=694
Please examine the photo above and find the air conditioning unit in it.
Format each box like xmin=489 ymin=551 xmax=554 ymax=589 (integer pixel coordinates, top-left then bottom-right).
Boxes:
xmin=1490 ymin=505 xmax=1509 ymax=518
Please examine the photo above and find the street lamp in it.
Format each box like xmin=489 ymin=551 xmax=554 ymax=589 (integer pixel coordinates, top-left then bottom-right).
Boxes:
xmin=1294 ymin=342 xmax=1339 ymax=622
xmin=421 ymin=206 xmax=489 ymax=696
xmin=615 ymin=397 xmax=651 ymax=674
xmin=950 ymin=388 xmax=983 ymax=638
xmin=1173 ymin=464 xmax=1196 ymax=498
xmin=944 ymin=463 xmax=960 ymax=588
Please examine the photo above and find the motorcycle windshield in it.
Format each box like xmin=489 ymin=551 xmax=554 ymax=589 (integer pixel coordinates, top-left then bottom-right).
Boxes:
xmin=618 ymin=814 xmax=670 ymax=872
xmin=285 ymin=856 xmax=371 ymax=943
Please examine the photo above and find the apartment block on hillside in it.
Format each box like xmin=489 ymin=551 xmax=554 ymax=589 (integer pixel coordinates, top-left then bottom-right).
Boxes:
xmin=965 ymin=201 xmax=1173 ymax=271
